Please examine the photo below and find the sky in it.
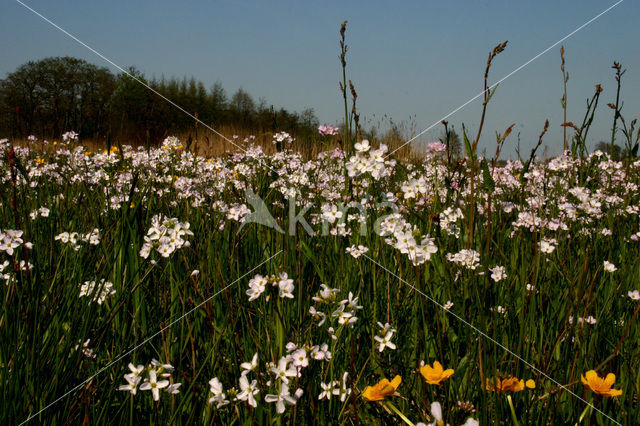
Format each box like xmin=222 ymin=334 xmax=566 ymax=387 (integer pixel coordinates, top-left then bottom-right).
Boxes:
xmin=1 ymin=0 xmax=639 ymax=158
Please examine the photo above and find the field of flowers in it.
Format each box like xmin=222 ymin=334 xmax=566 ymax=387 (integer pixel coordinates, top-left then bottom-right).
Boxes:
xmin=1 ymin=128 xmax=639 ymax=425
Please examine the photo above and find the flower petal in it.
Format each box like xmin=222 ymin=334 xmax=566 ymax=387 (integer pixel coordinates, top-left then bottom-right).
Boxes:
xmin=390 ymin=375 xmax=402 ymax=390
xmin=604 ymin=373 xmax=616 ymax=388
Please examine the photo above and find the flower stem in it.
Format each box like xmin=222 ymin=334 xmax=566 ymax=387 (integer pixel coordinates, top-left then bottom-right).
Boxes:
xmin=576 ymin=403 xmax=593 ymax=425
xmin=385 ymin=400 xmax=415 ymax=426
xmin=506 ymin=394 xmax=520 ymax=426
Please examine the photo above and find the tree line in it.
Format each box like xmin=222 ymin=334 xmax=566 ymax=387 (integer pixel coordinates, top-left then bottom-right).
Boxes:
xmin=0 ymin=56 xmax=319 ymax=143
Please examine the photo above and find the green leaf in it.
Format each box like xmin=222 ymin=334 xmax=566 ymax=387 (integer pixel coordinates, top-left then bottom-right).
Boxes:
xmin=462 ymin=125 xmax=475 ymax=161
xmin=480 ymin=159 xmax=495 ymax=192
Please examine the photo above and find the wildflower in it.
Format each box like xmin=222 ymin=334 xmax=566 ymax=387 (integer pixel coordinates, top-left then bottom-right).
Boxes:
xmin=278 ymin=273 xmax=295 ymax=298
xmin=361 ymin=375 xmax=401 ymax=401
xmin=340 ymin=291 xmax=363 ymax=310
xmin=345 ymin=244 xmax=369 ymax=258
xmin=309 ymin=306 xmax=327 ymax=326
xmin=264 ymin=383 xmax=298 ymax=413
xmin=446 ymin=249 xmax=481 ymax=270
xmin=603 ymin=261 xmax=617 ymax=272
xmin=312 ymin=284 xmax=340 ymax=303
xmin=332 ymin=304 xmax=357 ymax=326
xmin=374 ymin=330 xmax=396 ymax=352
xmin=166 ymin=383 xmax=181 ymax=394
xmin=628 ymin=290 xmax=640 ymax=300
xmin=420 ymin=361 xmax=454 ymax=385
xmin=486 ymin=376 xmax=535 ymax=393
xmin=310 ymin=343 xmax=331 ymax=361
xmin=333 ymin=372 xmax=351 ymax=402
xmin=354 ymin=139 xmax=370 ymax=153
xmin=318 ymin=382 xmax=335 ymax=400
xmin=240 ymin=352 xmax=258 ymax=375
xmin=581 ymin=370 xmax=622 ymax=397
xmin=271 ymin=357 xmax=297 ymax=385
xmin=139 ymin=369 xmax=169 ymax=401
xmin=489 ymin=266 xmax=506 ymax=282
xmin=79 ymin=279 xmax=115 ymax=305
xmin=539 ymin=238 xmax=557 ymax=254
xmin=119 ymin=374 xmax=141 ymax=395
xmin=150 ymin=359 xmax=175 ymax=376
xmin=208 ymin=377 xmax=229 ymax=407
xmin=443 ymin=301 xmax=454 ymax=310
xmin=318 ymin=125 xmax=338 ymax=136
xmin=291 ymin=348 xmax=309 ymax=368
xmin=428 ymin=401 xmax=444 ymax=426
xmin=236 ymin=375 xmax=259 ymax=407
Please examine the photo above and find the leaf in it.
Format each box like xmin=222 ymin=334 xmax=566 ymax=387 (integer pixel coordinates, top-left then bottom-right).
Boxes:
xmin=462 ymin=125 xmax=475 ymax=161
xmin=480 ymin=159 xmax=495 ymax=192
xmin=11 ymin=153 xmax=30 ymax=184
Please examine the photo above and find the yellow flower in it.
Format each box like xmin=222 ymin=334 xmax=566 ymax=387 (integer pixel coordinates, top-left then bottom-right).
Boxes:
xmin=486 ymin=376 xmax=535 ymax=393
xmin=420 ymin=361 xmax=454 ymax=385
xmin=361 ymin=375 xmax=401 ymax=401
xmin=581 ymin=370 xmax=622 ymax=397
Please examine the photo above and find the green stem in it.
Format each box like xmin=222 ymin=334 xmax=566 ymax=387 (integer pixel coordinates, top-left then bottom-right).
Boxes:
xmin=506 ymin=394 xmax=520 ymax=426
xmin=385 ymin=400 xmax=415 ymax=426
xmin=576 ymin=402 xmax=593 ymax=425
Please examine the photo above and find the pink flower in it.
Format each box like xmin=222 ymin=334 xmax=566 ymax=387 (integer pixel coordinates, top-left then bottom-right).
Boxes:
xmin=318 ymin=125 xmax=338 ymax=136
xmin=428 ymin=141 xmax=446 ymax=152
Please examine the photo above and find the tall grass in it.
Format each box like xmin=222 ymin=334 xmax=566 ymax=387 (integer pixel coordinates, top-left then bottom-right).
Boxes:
xmin=1 ymin=30 xmax=639 ymax=426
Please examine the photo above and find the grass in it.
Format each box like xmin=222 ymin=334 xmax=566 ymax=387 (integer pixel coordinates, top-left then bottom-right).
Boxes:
xmin=1 ymin=27 xmax=640 ymax=425
xmin=1 ymin=130 xmax=639 ymax=425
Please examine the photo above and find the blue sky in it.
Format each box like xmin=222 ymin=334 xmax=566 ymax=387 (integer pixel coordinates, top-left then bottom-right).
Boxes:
xmin=1 ymin=0 xmax=639 ymax=158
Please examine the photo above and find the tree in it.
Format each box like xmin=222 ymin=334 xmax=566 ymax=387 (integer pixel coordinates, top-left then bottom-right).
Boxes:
xmin=0 ymin=57 xmax=115 ymax=139
xmin=230 ymin=88 xmax=255 ymax=126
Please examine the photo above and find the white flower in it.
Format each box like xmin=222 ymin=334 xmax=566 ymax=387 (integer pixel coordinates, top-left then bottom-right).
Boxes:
xmin=489 ymin=265 xmax=506 ymax=282
xmin=603 ymin=260 xmax=617 ymax=272
xmin=208 ymin=377 xmax=229 ymax=407
xmin=79 ymin=279 xmax=115 ymax=305
xmin=354 ymin=139 xmax=370 ymax=152
xmin=310 ymin=343 xmax=331 ymax=361
xmin=628 ymin=290 xmax=640 ymax=300
xmin=318 ymin=382 xmax=335 ymax=400
xmin=332 ymin=304 xmax=357 ymax=326
xmin=309 ymin=306 xmax=327 ymax=326
xmin=240 ymin=352 xmax=258 ymax=375
xmin=271 ymin=357 xmax=297 ymax=385
xmin=539 ymin=238 xmax=557 ymax=254
xmin=345 ymin=244 xmax=368 ymax=258
xmin=428 ymin=401 xmax=443 ymax=426
xmin=291 ymin=348 xmax=309 ymax=368
xmin=118 ymin=373 xmax=141 ymax=395
xmin=139 ymin=369 xmax=169 ymax=401
xmin=340 ymin=292 xmax=363 ymax=310
xmin=332 ymin=372 xmax=351 ymax=402
xmin=236 ymin=375 xmax=259 ymax=407
xmin=264 ymin=383 xmax=297 ymax=413
xmin=278 ymin=273 xmax=295 ymax=299
xmin=374 ymin=330 xmax=396 ymax=352
xmin=312 ymin=284 xmax=340 ymax=302
xmin=443 ymin=300 xmax=454 ymax=310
